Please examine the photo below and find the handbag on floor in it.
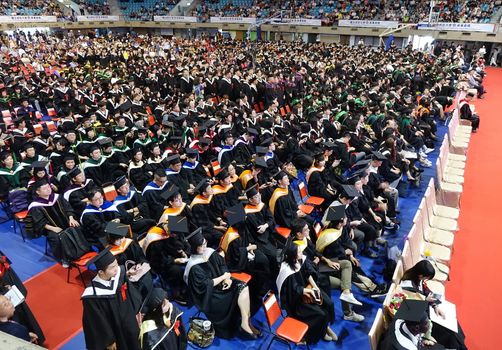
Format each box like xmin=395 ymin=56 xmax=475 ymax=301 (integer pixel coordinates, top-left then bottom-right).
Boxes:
xmin=187 ymin=317 xmax=215 ymax=348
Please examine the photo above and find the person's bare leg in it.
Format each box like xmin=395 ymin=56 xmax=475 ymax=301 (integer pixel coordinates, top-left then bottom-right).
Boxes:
xmin=237 ymin=286 xmax=253 ymax=333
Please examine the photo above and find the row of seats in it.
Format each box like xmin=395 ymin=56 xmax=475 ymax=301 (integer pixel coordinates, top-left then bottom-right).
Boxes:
xmin=119 ymin=0 xmax=177 ymax=21
xmin=367 ymin=98 xmax=473 ymax=350
xmin=195 ymin=0 xmax=500 ymax=23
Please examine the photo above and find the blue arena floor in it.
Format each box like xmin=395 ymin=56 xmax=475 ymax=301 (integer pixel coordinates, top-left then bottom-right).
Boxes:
xmin=0 ymin=123 xmax=447 ymax=350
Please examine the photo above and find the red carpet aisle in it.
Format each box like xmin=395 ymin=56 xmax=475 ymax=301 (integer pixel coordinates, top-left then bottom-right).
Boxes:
xmin=447 ymin=67 xmax=502 ymax=349
xmin=24 ymin=264 xmax=86 ymax=349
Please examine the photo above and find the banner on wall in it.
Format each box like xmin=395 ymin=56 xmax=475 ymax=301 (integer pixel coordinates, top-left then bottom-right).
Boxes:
xmin=338 ymin=20 xmax=399 ymax=28
xmin=269 ymin=18 xmax=322 ymax=26
xmin=417 ymin=22 xmax=496 ymax=33
xmin=154 ymin=16 xmax=198 ymax=23
xmin=210 ymin=17 xmax=256 ymax=24
xmin=0 ymin=16 xmax=57 ymax=23
xmin=76 ymin=15 xmax=119 ymax=21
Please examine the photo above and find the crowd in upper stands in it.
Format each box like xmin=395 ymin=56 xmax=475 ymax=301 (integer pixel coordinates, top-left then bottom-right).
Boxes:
xmin=119 ymin=0 xmax=177 ymax=21
xmin=0 ymin=0 xmax=64 ymax=18
xmin=0 ymin=0 xmax=499 ymax=23
xmin=77 ymin=0 xmax=110 ymax=16
xmin=195 ymin=0 xmax=500 ymax=24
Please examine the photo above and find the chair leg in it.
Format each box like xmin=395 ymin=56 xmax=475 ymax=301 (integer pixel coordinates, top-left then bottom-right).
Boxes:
xmin=67 ymin=265 xmax=71 ymax=283
xmin=77 ymin=266 xmax=85 ymax=287
xmin=19 ymin=222 xmax=26 ymax=242
xmin=266 ymin=337 xmax=275 ymax=350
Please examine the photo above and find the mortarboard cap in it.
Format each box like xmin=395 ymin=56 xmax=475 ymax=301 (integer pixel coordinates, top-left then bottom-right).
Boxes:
xmin=247 ymin=127 xmax=259 ymax=136
xmin=256 ymin=146 xmax=268 ymax=155
xmin=141 ymin=288 xmax=167 ymax=314
xmin=67 ymin=166 xmax=82 ymax=178
xmin=371 ymin=151 xmax=387 ymax=161
xmin=168 ymin=216 xmax=189 ymax=234
xmin=98 ymin=137 xmax=113 ymax=147
xmin=88 ymin=143 xmax=100 ymax=154
xmin=86 ymin=246 xmax=116 ymax=271
xmin=322 ymin=141 xmax=336 ymax=149
xmin=31 ymin=161 xmax=49 ymax=170
xmin=274 ymin=170 xmax=288 ymax=182
xmin=137 ymin=127 xmax=148 ymax=134
xmin=341 ymin=185 xmax=359 ymax=199
xmin=22 ymin=142 xmax=35 ymax=151
xmin=245 ymin=184 xmax=259 ymax=198
xmin=185 ymin=148 xmax=199 ymax=157
xmin=254 ymin=157 xmax=268 ymax=169
xmin=185 ymin=228 xmax=204 ymax=253
xmin=194 ymin=179 xmax=210 ymax=194
xmin=325 ymin=205 xmax=346 ymax=222
xmin=113 ymin=175 xmax=128 ymax=189
xmin=165 ymin=154 xmax=181 ymax=165
xmin=160 ymin=184 xmax=180 ymax=201
xmin=32 ymin=178 xmax=49 ymax=190
xmin=105 ymin=221 xmax=131 ymax=238
xmin=394 ymin=299 xmax=429 ymax=323
xmin=225 ymin=203 xmax=246 ymax=227
xmin=199 ymin=137 xmax=211 ymax=145
xmin=216 ymin=168 xmax=230 ymax=181
xmin=260 ymin=138 xmax=273 ymax=147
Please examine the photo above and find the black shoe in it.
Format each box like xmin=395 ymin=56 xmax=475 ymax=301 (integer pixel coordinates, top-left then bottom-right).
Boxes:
xmin=370 ymin=283 xmax=388 ymax=298
xmin=362 ymin=249 xmax=378 ymax=259
xmin=174 ymin=295 xmax=188 ymax=306
xmin=239 ymin=327 xmax=258 ymax=340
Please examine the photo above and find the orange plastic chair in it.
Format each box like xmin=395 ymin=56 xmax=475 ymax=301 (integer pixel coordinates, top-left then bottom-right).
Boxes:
xmin=298 ymin=204 xmax=314 ymax=215
xmin=68 ymin=251 xmax=98 ymax=287
xmin=298 ymin=181 xmax=324 ymax=206
xmin=231 ymin=272 xmax=252 ymax=284
xmin=275 ymin=227 xmax=291 ymax=239
xmin=262 ymin=291 xmax=310 ymax=350
xmin=103 ymin=186 xmax=118 ymax=202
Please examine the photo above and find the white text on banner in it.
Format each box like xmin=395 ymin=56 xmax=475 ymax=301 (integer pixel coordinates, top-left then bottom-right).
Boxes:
xmin=338 ymin=19 xmax=399 ymax=28
xmin=0 ymin=16 xmax=57 ymax=23
xmin=210 ymin=17 xmax=256 ymax=24
xmin=154 ymin=16 xmax=198 ymax=23
xmin=417 ymin=22 xmax=495 ymax=33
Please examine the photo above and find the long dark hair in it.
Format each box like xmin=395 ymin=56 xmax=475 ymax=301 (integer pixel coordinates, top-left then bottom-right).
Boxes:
xmin=402 ymin=260 xmax=436 ymax=285
xmin=283 ymin=243 xmax=299 ymax=270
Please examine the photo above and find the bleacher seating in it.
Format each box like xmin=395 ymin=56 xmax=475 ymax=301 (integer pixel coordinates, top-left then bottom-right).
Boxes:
xmin=119 ymin=0 xmax=177 ymax=21
xmin=196 ymin=0 xmax=501 ymax=24
xmin=78 ymin=0 xmax=110 ymax=15
xmin=0 ymin=0 xmax=63 ymax=17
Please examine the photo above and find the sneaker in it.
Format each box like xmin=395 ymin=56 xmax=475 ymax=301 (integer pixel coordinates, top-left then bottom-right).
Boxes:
xmin=384 ymin=221 xmax=396 ymax=230
xmin=419 ymin=159 xmax=432 ymax=167
xmin=61 ymin=261 xmax=70 ymax=269
xmin=424 ymin=147 xmax=435 ymax=154
xmin=343 ymin=311 xmax=365 ymax=322
xmin=376 ymin=237 xmax=387 ymax=246
xmin=362 ymin=249 xmax=378 ymax=259
xmin=370 ymin=283 xmax=388 ymax=298
xmin=340 ymin=292 xmax=363 ymax=306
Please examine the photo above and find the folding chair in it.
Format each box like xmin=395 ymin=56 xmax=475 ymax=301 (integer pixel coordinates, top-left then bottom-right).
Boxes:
xmin=426 ymin=180 xmax=460 ymax=219
xmin=408 ymin=223 xmax=451 ymax=265
xmin=103 ymin=185 xmax=118 ymax=202
xmin=68 ymin=251 xmax=98 ymax=287
xmin=424 ymin=192 xmax=458 ymax=232
xmin=275 ymin=227 xmax=291 ymax=239
xmin=230 ymin=272 xmax=252 ymax=284
xmin=392 ymin=259 xmax=404 ymax=285
xmin=419 ymin=207 xmax=454 ymax=248
xmin=262 ymin=291 xmax=310 ymax=350
xmin=368 ymin=309 xmax=386 ymax=350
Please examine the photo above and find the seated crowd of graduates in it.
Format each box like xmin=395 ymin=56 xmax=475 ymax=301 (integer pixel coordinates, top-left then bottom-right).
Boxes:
xmin=0 ymin=32 xmax=473 ymax=349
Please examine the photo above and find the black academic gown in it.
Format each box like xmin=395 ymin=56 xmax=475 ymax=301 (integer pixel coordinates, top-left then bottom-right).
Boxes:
xmin=113 ymin=190 xmax=155 ymax=236
xmin=83 ymin=157 xmax=117 ymax=187
xmin=80 ymin=202 xmax=121 ymax=247
xmin=139 ymin=305 xmax=187 ymax=350
xmin=81 ymin=266 xmax=141 ymax=350
xmin=380 ymin=319 xmax=445 ymax=350
xmin=186 ymin=250 xmax=242 ymax=339
xmin=272 ymin=189 xmax=298 ymax=228
xmin=142 ymin=182 xmax=168 ymax=223
xmin=0 ymin=254 xmax=45 ymax=345
xmin=63 ymin=179 xmax=95 ymax=218
xmin=278 ymin=259 xmax=334 ymax=344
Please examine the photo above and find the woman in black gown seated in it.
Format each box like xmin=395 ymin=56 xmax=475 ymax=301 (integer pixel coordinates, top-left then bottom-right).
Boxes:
xmin=276 ymin=242 xmax=337 ymax=344
xmin=183 ymin=229 xmax=261 ymax=340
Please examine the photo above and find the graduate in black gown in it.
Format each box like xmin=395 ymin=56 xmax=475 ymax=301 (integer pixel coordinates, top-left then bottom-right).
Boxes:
xmin=63 ymin=166 xmax=95 ymax=218
xmin=28 ymin=179 xmax=81 ymax=262
xmin=83 ymin=143 xmax=117 ymax=187
xmin=276 ymin=242 xmax=337 ymax=344
xmin=184 ymin=229 xmax=260 ymax=340
xmin=139 ymin=288 xmax=187 ymax=350
xmin=113 ymin=176 xmax=155 ymax=236
xmin=142 ymin=169 xmax=169 ymax=223
xmin=81 ymin=248 xmax=142 ymax=350
xmin=380 ymin=299 xmax=445 ymax=350
xmin=0 ymin=253 xmax=45 ymax=345
xmin=128 ymin=147 xmax=152 ymax=192
xmin=189 ymin=180 xmax=227 ymax=247
xmin=244 ymin=185 xmax=279 ymax=277
xmin=164 ymin=155 xmax=192 ymax=202
xmin=269 ymin=171 xmax=304 ymax=228
xmin=80 ymin=187 xmax=122 ymax=248
xmin=105 ymin=222 xmax=153 ymax=299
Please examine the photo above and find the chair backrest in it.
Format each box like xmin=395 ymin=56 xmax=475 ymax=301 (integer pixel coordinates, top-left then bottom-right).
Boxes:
xmin=406 ymin=224 xmax=423 ymax=263
xmin=392 ymin=259 xmax=404 ymax=285
xmin=368 ymin=308 xmax=385 ymax=350
xmin=412 ymin=198 xmax=425 ymax=224
xmin=263 ymin=291 xmax=282 ymax=329
xmin=401 ymin=240 xmax=415 ymax=270
xmin=435 ymin=159 xmax=445 ymax=183
xmin=103 ymin=185 xmax=118 ymax=202
xmin=427 ymin=178 xmax=439 ymax=207
xmin=298 ymin=181 xmax=308 ymax=201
